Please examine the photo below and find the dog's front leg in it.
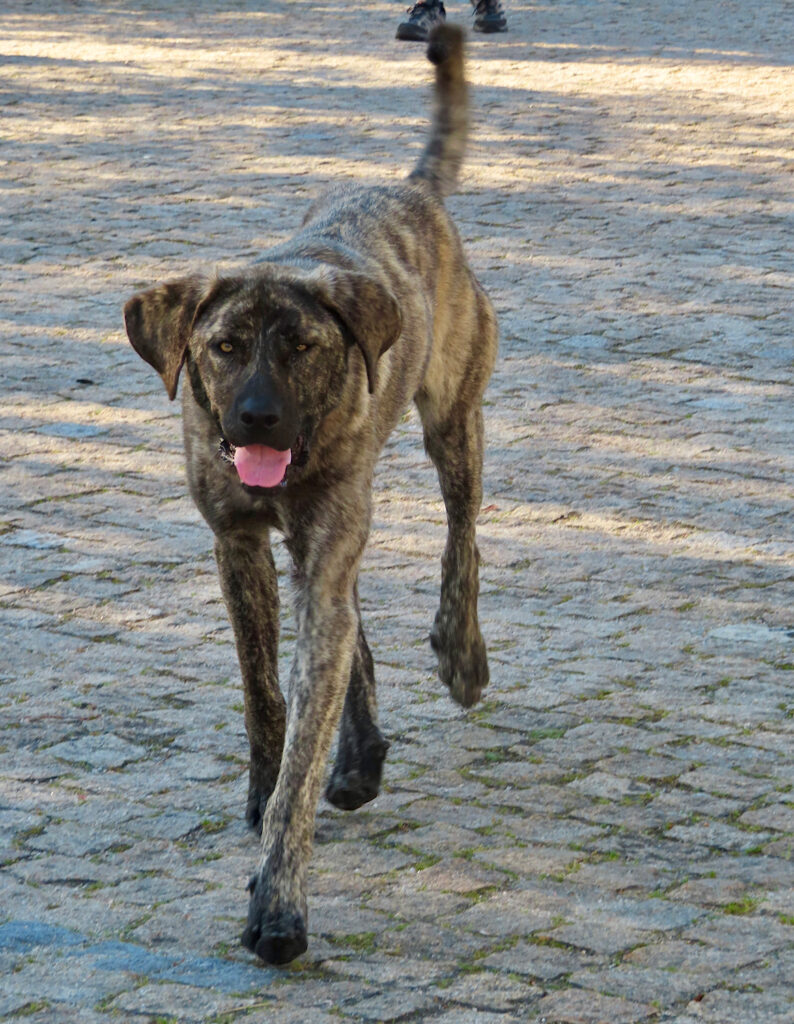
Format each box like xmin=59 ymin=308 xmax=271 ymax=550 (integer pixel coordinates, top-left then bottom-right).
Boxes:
xmin=325 ymin=585 xmax=390 ymax=811
xmin=214 ymin=531 xmax=286 ymax=832
xmin=242 ymin=504 xmax=368 ymax=965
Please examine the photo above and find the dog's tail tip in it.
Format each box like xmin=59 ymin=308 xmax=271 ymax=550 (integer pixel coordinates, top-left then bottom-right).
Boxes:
xmin=409 ymin=24 xmax=468 ymax=197
xmin=427 ymin=23 xmax=465 ymax=67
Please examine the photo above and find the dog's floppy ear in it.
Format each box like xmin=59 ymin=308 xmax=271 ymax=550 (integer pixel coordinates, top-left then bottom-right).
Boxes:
xmin=306 ymin=268 xmax=402 ymax=393
xmin=123 ymin=276 xmax=209 ymax=400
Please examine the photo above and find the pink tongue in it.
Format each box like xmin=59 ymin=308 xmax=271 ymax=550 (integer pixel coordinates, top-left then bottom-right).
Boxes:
xmin=233 ymin=444 xmax=292 ymax=488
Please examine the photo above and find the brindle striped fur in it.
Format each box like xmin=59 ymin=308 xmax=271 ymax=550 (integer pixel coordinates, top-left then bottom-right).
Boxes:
xmin=123 ymin=26 xmax=497 ymax=965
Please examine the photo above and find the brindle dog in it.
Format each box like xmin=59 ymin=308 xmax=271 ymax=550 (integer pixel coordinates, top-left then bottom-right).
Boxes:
xmin=123 ymin=26 xmax=497 ymax=965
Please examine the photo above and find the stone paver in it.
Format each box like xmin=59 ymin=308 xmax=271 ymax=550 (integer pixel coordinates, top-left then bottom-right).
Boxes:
xmin=1 ymin=1 xmax=792 ymax=1022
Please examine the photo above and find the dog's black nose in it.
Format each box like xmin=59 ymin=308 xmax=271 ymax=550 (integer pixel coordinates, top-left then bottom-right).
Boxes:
xmin=239 ymin=397 xmax=281 ymax=431
xmin=227 ymin=378 xmax=298 ymax=450
xmin=236 ymin=391 xmax=283 ymax=435
xmin=225 ymin=372 xmax=300 ymax=450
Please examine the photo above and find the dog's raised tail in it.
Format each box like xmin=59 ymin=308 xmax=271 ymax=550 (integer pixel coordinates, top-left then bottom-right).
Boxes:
xmin=408 ymin=24 xmax=468 ymax=198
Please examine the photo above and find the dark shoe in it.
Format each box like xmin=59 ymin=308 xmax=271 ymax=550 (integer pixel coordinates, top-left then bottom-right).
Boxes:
xmin=472 ymin=0 xmax=507 ymax=33
xmin=396 ymin=1 xmax=446 ymax=42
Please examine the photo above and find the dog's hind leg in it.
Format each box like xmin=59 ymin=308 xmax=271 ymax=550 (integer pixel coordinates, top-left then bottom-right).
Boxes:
xmin=420 ymin=401 xmax=490 ymax=708
xmin=214 ymin=532 xmax=286 ymax=832
xmin=325 ymin=585 xmax=389 ymax=811
xmin=416 ymin=279 xmax=496 ymax=710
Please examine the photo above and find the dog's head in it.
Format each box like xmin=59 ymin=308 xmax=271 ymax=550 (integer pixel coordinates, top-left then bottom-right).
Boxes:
xmin=123 ymin=266 xmax=401 ymax=488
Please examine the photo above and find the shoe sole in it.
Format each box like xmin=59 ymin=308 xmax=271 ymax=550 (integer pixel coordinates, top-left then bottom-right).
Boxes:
xmin=396 ymin=26 xmax=429 ymax=40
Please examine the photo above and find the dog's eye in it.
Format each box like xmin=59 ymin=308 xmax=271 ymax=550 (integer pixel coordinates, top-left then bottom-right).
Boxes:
xmin=218 ymin=341 xmax=234 ymax=354
xmin=295 ymin=343 xmax=309 ymax=353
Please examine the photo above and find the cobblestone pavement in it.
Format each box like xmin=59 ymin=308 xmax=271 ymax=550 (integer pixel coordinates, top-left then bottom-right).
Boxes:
xmin=1 ymin=1 xmax=792 ymax=1021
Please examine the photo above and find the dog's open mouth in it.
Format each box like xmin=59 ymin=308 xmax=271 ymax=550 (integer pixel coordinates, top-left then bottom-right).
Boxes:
xmin=219 ymin=435 xmax=308 ymax=489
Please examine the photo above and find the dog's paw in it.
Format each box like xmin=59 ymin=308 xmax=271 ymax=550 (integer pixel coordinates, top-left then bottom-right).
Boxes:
xmin=326 ymin=734 xmax=389 ymax=811
xmin=326 ymin=767 xmax=381 ymax=811
xmin=431 ymin=618 xmax=489 ymax=708
xmin=242 ymin=874 xmax=308 ymax=966
xmin=241 ymin=912 xmax=307 ymax=965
